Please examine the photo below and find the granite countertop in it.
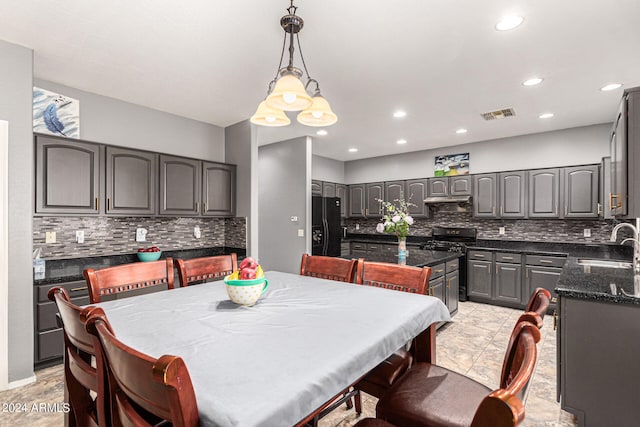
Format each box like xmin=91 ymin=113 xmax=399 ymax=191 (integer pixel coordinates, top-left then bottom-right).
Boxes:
xmin=343 ymin=248 xmax=461 ymax=267
xmin=469 ymin=239 xmax=633 ymax=259
xmin=34 ymin=246 xmax=246 ymax=286
xmin=556 ymin=257 xmax=639 ymax=305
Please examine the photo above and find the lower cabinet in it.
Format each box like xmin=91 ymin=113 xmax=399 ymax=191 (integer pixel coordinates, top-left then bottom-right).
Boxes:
xmin=428 ymin=260 xmax=459 ymax=317
xmin=467 ymin=249 xmax=565 ymax=310
xmin=34 ymin=280 xmax=89 ymax=367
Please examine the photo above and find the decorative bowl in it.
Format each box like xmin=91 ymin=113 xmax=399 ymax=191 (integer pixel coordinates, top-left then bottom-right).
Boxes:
xmin=223 ymin=276 xmax=269 ymax=306
xmin=137 ymin=251 xmax=162 ymax=262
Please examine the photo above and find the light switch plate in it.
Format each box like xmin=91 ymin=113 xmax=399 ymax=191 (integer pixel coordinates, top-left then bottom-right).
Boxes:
xmin=584 ymin=228 xmax=591 ymax=237
xmin=136 ymin=228 xmax=147 ymax=242
xmin=499 ymin=227 xmax=505 ymax=235
xmin=194 ymin=226 xmax=201 ymax=239
xmin=45 ymin=231 xmax=56 ymax=243
xmin=75 ymin=230 xmax=84 ymax=244
xmin=298 ymin=229 xmax=304 ymax=237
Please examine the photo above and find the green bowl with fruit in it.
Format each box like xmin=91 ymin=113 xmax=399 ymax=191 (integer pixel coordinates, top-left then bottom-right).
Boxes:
xmin=223 ymin=258 xmax=268 ymax=305
xmin=137 ymin=247 xmax=162 ymax=262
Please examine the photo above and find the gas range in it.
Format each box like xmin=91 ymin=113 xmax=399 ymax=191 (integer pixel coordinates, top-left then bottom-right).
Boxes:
xmin=421 ymin=227 xmax=477 ymax=253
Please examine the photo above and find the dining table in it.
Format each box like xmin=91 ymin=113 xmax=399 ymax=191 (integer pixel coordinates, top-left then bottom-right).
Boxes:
xmin=92 ymin=270 xmax=451 ymax=427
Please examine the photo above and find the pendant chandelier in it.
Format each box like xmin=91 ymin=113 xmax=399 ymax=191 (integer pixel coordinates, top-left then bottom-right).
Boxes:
xmin=251 ymin=0 xmax=338 ymax=127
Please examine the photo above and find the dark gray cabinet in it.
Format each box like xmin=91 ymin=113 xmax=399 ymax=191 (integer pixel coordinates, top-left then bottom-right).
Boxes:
xmin=406 ymin=179 xmax=429 ymax=218
xmin=499 ymin=171 xmax=527 ymax=218
xmin=525 ymin=255 xmax=564 ymax=311
xmin=495 ymin=254 xmax=522 ymax=305
xmin=35 ymin=135 xmax=102 ymax=215
xmin=473 ymin=174 xmax=498 ymax=218
xmin=159 ymin=155 xmax=201 ymax=216
xmin=202 ymin=162 xmax=236 ymax=217
xmin=528 ymin=168 xmax=560 ymax=218
xmin=311 ymin=180 xmax=322 ymax=195
xmin=445 ymin=260 xmax=459 ymax=315
xmin=336 ymin=184 xmax=348 ymax=218
xmin=384 ymin=180 xmax=406 ymax=203
xmin=430 ymin=275 xmax=446 ymax=305
xmin=34 ymin=280 xmax=89 ymax=366
xmin=467 ymin=260 xmax=493 ymax=299
xmin=105 ymin=147 xmax=157 ymax=215
xmin=428 ymin=176 xmax=471 ymax=197
xmin=562 ymin=165 xmax=599 ymax=218
xmin=322 ymin=181 xmax=336 ymax=197
xmin=348 ymin=184 xmax=365 ymax=217
xmin=558 ymin=297 xmax=640 ymax=426
xmin=600 ymin=157 xmax=613 ymax=219
xmin=365 ymin=182 xmax=384 ymax=217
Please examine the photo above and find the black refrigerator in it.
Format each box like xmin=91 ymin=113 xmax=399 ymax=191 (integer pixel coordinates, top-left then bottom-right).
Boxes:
xmin=312 ymin=196 xmax=341 ymax=256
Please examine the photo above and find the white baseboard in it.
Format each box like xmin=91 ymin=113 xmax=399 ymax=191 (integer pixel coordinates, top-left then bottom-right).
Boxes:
xmin=0 ymin=374 xmax=36 ymax=391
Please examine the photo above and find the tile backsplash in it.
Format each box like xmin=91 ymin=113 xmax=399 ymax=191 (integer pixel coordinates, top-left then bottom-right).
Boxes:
xmin=345 ymin=210 xmax=629 ymax=243
xmin=33 ymin=216 xmax=246 ymax=259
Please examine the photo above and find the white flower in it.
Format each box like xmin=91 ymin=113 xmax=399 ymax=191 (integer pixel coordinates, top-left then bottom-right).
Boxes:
xmin=376 ymin=223 xmax=385 ymax=233
xmin=406 ymin=216 xmax=414 ymax=225
xmin=392 ymin=215 xmax=401 ymax=223
xmin=384 ymin=221 xmax=393 ymax=228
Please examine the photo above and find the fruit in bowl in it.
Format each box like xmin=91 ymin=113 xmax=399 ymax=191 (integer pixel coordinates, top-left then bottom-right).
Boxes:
xmin=224 ymin=257 xmax=268 ymax=306
xmin=137 ymin=246 xmax=162 ymax=262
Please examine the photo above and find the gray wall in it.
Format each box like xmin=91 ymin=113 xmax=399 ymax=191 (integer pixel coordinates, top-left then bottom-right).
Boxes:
xmin=0 ymin=40 xmax=34 ymax=382
xmin=34 ymin=79 xmax=225 ymax=161
xmin=312 ymin=154 xmax=345 ymax=183
xmin=225 ymin=120 xmax=257 ymax=256
xmin=258 ymin=137 xmax=311 ymax=273
xmin=345 ymin=124 xmax=611 ymax=183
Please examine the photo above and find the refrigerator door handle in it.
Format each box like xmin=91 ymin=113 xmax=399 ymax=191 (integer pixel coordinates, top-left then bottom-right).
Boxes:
xmin=322 ymin=218 xmax=329 ymax=255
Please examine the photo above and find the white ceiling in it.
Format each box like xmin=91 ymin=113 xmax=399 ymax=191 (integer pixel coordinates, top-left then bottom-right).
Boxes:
xmin=1 ymin=0 xmax=639 ymax=161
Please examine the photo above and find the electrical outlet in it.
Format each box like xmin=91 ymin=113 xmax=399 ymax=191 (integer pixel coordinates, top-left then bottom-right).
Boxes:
xmin=136 ymin=228 xmax=147 ymax=242
xmin=584 ymin=228 xmax=591 ymax=237
xmin=194 ymin=226 xmax=201 ymax=239
xmin=290 ymin=216 xmax=298 ymax=222
xmin=75 ymin=230 xmax=84 ymax=244
xmin=499 ymin=227 xmax=505 ymax=235
xmin=298 ymin=229 xmax=304 ymax=237
xmin=45 ymin=231 xmax=56 ymax=243
xmin=355 ymin=223 xmax=360 ymax=230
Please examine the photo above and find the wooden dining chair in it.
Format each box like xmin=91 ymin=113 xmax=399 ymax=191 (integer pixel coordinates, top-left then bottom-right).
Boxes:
xmin=85 ymin=307 xmax=200 ymax=427
xmin=47 ymin=287 xmax=108 ymax=427
xmin=352 ymin=260 xmax=433 ymax=412
xmin=524 ymin=287 xmax=551 ymax=322
xmin=375 ymin=316 xmax=542 ymax=427
xmin=299 ymin=253 xmax=358 ymax=282
xmin=83 ymin=258 xmax=175 ymax=303
xmin=175 ymin=253 xmax=238 ymax=287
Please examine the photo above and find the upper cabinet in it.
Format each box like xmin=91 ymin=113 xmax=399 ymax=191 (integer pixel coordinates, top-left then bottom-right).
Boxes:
xmin=159 ymin=155 xmax=201 ymax=216
xmin=336 ymin=184 xmax=348 ymax=218
xmin=499 ymin=171 xmax=527 ymax=218
xmin=202 ymin=162 xmax=236 ymax=217
xmin=406 ymin=179 xmax=429 ymax=218
xmin=35 ymin=135 xmax=236 ymax=218
xmin=105 ymin=147 xmax=157 ymax=216
xmin=428 ymin=176 xmax=472 ymax=197
xmin=563 ymin=165 xmax=599 ymax=218
xmin=384 ymin=181 xmax=405 ymax=203
xmin=473 ymin=174 xmax=497 ymax=217
xmin=311 ymin=180 xmax=322 ymax=195
xmin=35 ymin=135 xmax=102 ymax=215
xmin=348 ymin=184 xmax=365 ymax=217
xmin=528 ymin=168 xmax=560 ymax=218
xmin=428 ymin=178 xmax=449 ymax=197
xmin=365 ymin=182 xmax=384 ymax=217
xmin=322 ymin=181 xmax=336 ymax=197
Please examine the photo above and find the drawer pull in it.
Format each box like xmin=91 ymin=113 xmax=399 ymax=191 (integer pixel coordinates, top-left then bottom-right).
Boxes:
xmin=502 ymin=256 xmax=513 ymax=260
xmin=434 ymin=269 xmax=444 ymax=273
xmin=473 ymin=254 xmax=485 ymax=257
xmin=540 ymin=259 xmax=554 ymax=264
xmin=70 ymin=287 xmax=86 ymax=292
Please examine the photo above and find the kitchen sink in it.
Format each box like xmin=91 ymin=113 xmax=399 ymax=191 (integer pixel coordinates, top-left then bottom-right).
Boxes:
xmin=577 ymin=259 xmax=633 ymax=269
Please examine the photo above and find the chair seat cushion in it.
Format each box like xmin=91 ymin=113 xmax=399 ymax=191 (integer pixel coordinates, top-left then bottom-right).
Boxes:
xmin=358 ymin=349 xmax=413 ymax=389
xmin=376 ymin=363 xmax=491 ymax=427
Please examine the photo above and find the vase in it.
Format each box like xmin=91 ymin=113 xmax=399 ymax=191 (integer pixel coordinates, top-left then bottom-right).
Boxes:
xmin=398 ymin=237 xmax=407 ymax=265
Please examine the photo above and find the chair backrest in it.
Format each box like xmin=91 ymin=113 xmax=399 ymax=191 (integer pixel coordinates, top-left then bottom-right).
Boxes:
xmin=85 ymin=308 xmax=200 ymax=427
xmin=472 ymin=319 xmax=541 ymax=427
xmin=299 ymin=253 xmax=358 ymax=282
xmin=355 ymin=259 xmax=431 ymax=294
xmin=175 ymin=254 xmax=238 ymax=287
xmin=84 ymin=258 xmax=175 ymax=303
xmin=47 ymin=287 xmax=107 ymax=427
xmin=525 ymin=287 xmax=551 ymax=320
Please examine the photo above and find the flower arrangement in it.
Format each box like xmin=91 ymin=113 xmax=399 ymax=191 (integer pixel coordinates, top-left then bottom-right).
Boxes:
xmin=375 ymin=198 xmax=415 ymax=238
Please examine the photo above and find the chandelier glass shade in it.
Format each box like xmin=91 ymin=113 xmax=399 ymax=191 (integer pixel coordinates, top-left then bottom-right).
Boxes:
xmin=251 ymin=1 xmax=337 ymax=127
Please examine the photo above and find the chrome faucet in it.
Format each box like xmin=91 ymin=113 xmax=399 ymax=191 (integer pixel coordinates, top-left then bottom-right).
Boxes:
xmin=610 ymin=218 xmax=640 ymax=275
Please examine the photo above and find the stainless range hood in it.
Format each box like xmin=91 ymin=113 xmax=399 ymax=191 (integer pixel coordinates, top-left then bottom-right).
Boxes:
xmin=423 ymin=195 xmax=472 ymax=204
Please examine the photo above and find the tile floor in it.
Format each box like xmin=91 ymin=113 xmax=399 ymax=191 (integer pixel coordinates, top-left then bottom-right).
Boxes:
xmin=0 ymin=301 xmax=576 ymax=427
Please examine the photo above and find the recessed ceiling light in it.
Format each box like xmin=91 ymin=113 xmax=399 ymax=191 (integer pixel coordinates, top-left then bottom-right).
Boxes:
xmin=600 ymin=83 xmax=623 ymax=92
xmin=393 ymin=111 xmax=407 ymax=118
xmin=316 ymin=130 xmax=328 ymax=136
xmin=523 ymin=77 xmax=543 ymax=86
xmin=456 ymin=128 xmax=468 ymax=134
xmin=495 ymin=15 xmax=524 ymax=31
xmin=539 ymin=112 xmax=554 ymax=119
xmin=348 ymin=148 xmax=358 ymax=153
xmin=396 ymin=139 xmax=407 ymax=145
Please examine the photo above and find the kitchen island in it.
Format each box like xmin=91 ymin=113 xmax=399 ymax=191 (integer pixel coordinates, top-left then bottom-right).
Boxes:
xmin=342 ymin=248 xmax=462 ymax=318
xmin=555 ymin=257 xmax=639 ymax=427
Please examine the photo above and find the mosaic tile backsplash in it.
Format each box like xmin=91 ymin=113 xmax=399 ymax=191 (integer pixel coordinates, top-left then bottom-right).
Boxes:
xmin=33 ymin=216 xmax=246 ymax=259
xmin=345 ymin=210 xmax=631 ymax=243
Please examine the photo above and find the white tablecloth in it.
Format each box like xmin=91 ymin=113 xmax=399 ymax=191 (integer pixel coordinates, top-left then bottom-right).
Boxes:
xmin=95 ymin=271 xmax=451 ymax=427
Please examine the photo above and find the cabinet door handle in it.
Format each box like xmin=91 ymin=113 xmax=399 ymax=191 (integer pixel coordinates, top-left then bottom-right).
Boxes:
xmin=492 ymin=207 xmax=496 ymax=215
xmin=204 ymin=202 xmax=208 ymax=212
xmin=195 ymin=202 xmax=199 ymax=213
xmin=107 ymin=198 xmax=111 ymax=211
xmin=565 ymin=206 xmax=568 ymax=216
xmin=526 ymin=269 xmax=528 ymax=279
xmin=553 ymin=310 xmax=558 ymax=331
xmin=70 ymin=287 xmax=86 ymax=292
xmin=500 ymin=206 xmax=504 ymax=216
xmin=95 ymin=197 xmax=99 ymax=211
xmin=446 ymin=278 xmax=450 ymax=289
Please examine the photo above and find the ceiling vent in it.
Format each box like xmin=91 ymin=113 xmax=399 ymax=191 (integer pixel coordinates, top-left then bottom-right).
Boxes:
xmin=481 ymin=108 xmax=516 ymax=121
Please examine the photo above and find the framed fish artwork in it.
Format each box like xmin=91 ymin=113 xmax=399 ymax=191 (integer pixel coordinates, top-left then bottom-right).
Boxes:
xmin=33 ymin=87 xmax=80 ymax=138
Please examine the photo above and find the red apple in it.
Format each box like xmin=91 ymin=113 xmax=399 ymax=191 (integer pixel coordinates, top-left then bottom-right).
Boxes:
xmin=138 ymin=248 xmax=145 ymax=252
xmin=240 ymin=257 xmax=257 ymax=270
xmin=240 ymin=268 xmax=257 ymax=280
